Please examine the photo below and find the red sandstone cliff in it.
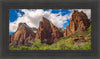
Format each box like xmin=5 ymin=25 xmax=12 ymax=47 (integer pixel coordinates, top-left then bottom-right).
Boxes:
xmin=9 ymin=23 xmax=36 ymax=46
xmin=64 ymin=10 xmax=90 ymax=37
xmin=35 ymin=17 xmax=63 ymax=44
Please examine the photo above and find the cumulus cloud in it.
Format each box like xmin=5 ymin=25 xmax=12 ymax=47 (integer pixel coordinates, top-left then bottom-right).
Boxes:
xmin=9 ymin=9 xmax=72 ymax=32
xmin=17 ymin=12 xmax=22 ymax=17
xmin=9 ymin=9 xmax=91 ymax=32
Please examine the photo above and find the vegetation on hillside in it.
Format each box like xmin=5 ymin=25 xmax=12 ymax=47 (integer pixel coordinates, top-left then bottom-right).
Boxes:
xmin=9 ymin=39 xmax=91 ymax=50
xmin=9 ymin=26 xmax=91 ymax=50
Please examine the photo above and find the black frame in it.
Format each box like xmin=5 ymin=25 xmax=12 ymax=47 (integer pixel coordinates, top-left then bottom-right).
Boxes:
xmin=0 ymin=0 xmax=99 ymax=59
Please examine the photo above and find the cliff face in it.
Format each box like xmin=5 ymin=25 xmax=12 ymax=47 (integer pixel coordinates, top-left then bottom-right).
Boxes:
xmin=35 ymin=17 xmax=63 ymax=44
xmin=10 ymin=23 xmax=36 ymax=46
xmin=64 ymin=10 xmax=90 ymax=37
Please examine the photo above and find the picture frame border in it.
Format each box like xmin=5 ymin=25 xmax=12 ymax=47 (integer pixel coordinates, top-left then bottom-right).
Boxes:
xmin=0 ymin=0 xmax=99 ymax=58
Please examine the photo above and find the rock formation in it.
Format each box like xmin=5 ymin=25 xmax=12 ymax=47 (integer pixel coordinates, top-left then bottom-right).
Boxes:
xmin=66 ymin=35 xmax=91 ymax=43
xmin=64 ymin=10 xmax=90 ymax=37
xmin=9 ymin=23 xmax=36 ymax=46
xmin=35 ymin=17 xmax=63 ymax=44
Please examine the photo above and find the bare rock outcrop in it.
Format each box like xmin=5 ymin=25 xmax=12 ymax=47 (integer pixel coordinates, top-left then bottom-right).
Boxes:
xmin=64 ymin=10 xmax=90 ymax=37
xmin=35 ymin=17 xmax=63 ymax=44
xmin=9 ymin=23 xmax=36 ymax=46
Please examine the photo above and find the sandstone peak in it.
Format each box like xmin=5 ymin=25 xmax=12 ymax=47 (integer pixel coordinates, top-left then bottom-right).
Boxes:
xmin=64 ymin=10 xmax=90 ymax=37
xmin=18 ymin=23 xmax=28 ymax=27
xmin=73 ymin=10 xmax=79 ymax=14
xmin=41 ymin=17 xmax=48 ymax=22
xmin=10 ymin=23 xmax=36 ymax=46
xmin=17 ymin=23 xmax=30 ymax=30
xmin=35 ymin=17 xmax=63 ymax=44
xmin=80 ymin=11 xmax=84 ymax=13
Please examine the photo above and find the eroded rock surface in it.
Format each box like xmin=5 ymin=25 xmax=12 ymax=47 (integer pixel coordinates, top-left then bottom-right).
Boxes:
xmin=35 ymin=17 xmax=63 ymax=44
xmin=10 ymin=23 xmax=36 ymax=46
xmin=64 ymin=10 xmax=90 ymax=37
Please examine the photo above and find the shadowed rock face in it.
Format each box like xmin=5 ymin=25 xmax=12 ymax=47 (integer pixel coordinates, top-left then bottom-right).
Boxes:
xmin=9 ymin=23 xmax=36 ymax=46
xmin=64 ymin=10 xmax=90 ymax=37
xmin=35 ymin=17 xmax=63 ymax=44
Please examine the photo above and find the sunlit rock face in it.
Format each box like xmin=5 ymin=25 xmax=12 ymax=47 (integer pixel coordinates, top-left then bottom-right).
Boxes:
xmin=64 ymin=10 xmax=90 ymax=37
xmin=35 ymin=17 xmax=63 ymax=44
xmin=9 ymin=23 xmax=36 ymax=46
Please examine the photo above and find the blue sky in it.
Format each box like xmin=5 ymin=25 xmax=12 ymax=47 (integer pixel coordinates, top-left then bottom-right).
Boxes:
xmin=9 ymin=9 xmax=71 ymax=22
xmin=9 ymin=9 xmax=91 ymax=35
xmin=9 ymin=9 xmax=72 ymax=35
xmin=9 ymin=9 xmax=24 ymax=22
xmin=9 ymin=9 xmax=71 ymax=23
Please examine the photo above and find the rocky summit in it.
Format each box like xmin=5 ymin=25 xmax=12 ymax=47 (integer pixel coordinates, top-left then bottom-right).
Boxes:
xmin=9 ymin=23 xmax=36 ymax=46
xmin=64 ymin=10 xmax=91 ymax=37
xmin=35 ymin=17 xmax=63 ymax=44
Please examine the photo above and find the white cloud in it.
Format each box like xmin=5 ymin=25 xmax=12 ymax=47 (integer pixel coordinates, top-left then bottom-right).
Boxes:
xmin=17 ymin=12 xmax=22 ymax=17
xmin=9 ymin=9 xmax=90 ymax=32
xmin=9 ymin=9 xmax=71 ymax=32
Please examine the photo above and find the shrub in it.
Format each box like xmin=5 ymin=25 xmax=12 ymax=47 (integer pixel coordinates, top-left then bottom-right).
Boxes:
xmin=87 ymin=33 xmax=91 ymax=37
xmin=9 ymin=38 xmax=91 ymax=50
xmin=88 ymin=25 xmax=91 ymax=32
xmin=87 ymin=26 xmax=91 ymax=37
xmin=9 ymin=46 xmax=17 ymax=50
xmin=19 ymin=46 xmax=29 ymax=50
